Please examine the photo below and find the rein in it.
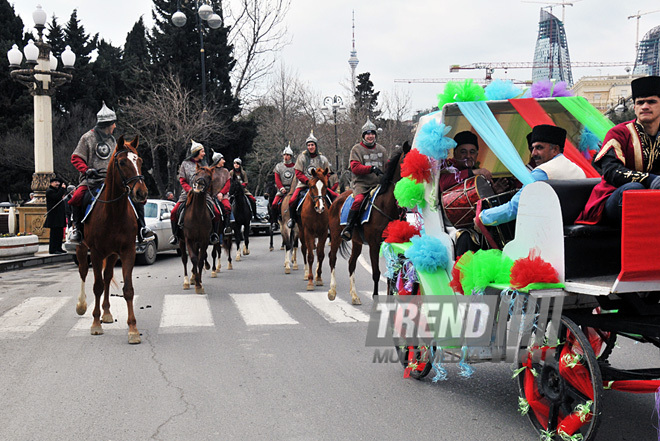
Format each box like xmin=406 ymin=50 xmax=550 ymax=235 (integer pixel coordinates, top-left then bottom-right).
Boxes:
xmin=93 ymin=148 xmax=145 ymax=204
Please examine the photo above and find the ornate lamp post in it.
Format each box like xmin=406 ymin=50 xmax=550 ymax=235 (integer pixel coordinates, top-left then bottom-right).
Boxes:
xmin=6 ymin=4 xmax=75 ymax=206
xmin=172 ymin=0 xmax=222 ymax=108
xmin=322 ymin=95 xmax=345 ymax=172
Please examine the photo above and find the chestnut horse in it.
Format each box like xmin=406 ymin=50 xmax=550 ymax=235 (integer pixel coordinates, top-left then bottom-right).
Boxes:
xmin=179 ymin=165 xmax=215 ymax=294
xmin=75 ymin=136 xmax=148 ymax=344
xmin=299 ymin=168 xmax=330 ymax=290
xmin=327 ymin=143 xmax=410 ymax=305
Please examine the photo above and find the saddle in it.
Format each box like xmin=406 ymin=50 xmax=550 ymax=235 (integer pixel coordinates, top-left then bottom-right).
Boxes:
xmin=178 ymin=199 xmax=217 ymax=227
xmin=339 ymin=186 xmax=380 ymax=226
xmin=81 ymin=184 xmax=139 ymax=224
xmin=230 ymin=194 xmax=254 ymax=218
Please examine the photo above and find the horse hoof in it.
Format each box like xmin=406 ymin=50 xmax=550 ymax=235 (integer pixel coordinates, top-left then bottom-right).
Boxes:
xmin=315 ymin=280 xmax=323 ymax=286
xmin=352 ymin=297 xmax=362 ymax=306
xmin=211 ymin=271 xmax=217 ymax=278
xmin=280 ymin=246 xmax=284 ymax=250
xmin=102 ymin=313 xmax=113 ymax=324
xmin=195 ymin=286 xmax=205 ymax=295
xmin=183 ymin=283 xmax=190 ymax=290
xmin=128 ymin=332 xmax=141 ymax=345
xmin=76 ymin=302 xmax=87 ymax=316
xmin=91 ymin=325 xmax=103 ymax=335
xmin=328 ymin=290 xmax=336 ymax=301
xmin=285 ymin=267 xmax=291 ymax=274
xmin=228 ymin=263 xmax=233 ymax=270
xmin=190 ymin=274 xmax=196 ymax=284
xmin=306 ymin=283 xmax=314 ymax=291
xmin=243 ymin=248 xmax=249 ymax=256
xmin=205 ymin=262 xmax=210 ymax=270
xmin=236 ymin=255 xmax=241 ymax=261
xmin=270 ymin=247 xmax=274 ymax=252
xmin=293 ymin=264 xmax=298 ymax=270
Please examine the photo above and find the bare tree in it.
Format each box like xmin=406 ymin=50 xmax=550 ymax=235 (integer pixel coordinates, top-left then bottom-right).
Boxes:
xmin=378 ymin=87 xmax=414 ymax=150
xmin=226 ymin=0 xmax=291 ymax=105
xmin=122 ymin=72 xmax=229 ymax=197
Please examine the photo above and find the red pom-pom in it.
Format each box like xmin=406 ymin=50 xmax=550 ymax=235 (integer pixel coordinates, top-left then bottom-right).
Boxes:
xmin=401 ymin=149 xmax=432 ymax=183
xmin=382 ymin=220 xmax=420 ymax=243
xmin=449 ymin=262 xmax=464 ymax=295
xmin=510 ymin=250 xmax=559 ymax=289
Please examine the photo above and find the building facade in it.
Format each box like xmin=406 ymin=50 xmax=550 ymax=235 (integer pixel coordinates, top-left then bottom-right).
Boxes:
xmin=532 ymin=9 xmax=574 ymax=86
xmin=633 ymin=25 xmax=660 ymax=77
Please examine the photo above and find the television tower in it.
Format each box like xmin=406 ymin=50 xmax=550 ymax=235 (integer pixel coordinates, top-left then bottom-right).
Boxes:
xmin=348 ymin=10 xmax=359 ymax=94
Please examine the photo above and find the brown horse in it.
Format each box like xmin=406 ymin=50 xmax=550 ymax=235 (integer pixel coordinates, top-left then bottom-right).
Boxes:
xmin=327 ymin=143 xmax=410 ymax=304
xmin=75 ymin=136 xmax=148 ymax=344
xmin=210 ymin=233 xmax=233 ymax=276
xmin=299 ymin=168 xmax=330 ymax=290
xmin=179 ymin=165 xmax=215 ymax=294
xmin=280 ymin=188 xmax=300 ymax=274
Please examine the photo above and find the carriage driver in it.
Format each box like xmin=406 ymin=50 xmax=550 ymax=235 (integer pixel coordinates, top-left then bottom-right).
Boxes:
xmin=287 ymin=130 xmax=332 ymax=229
xmin=477 ymin=124 xmax=586 ymax=227
xmin=210 ymin=152 xmax=233 ymax=235
xmin=272 ymin=144 xmax=296 ymax=220
xmin=68 ymin=102 xmax=153 ymax=244
xmin=341 ymin=118 xmax=387 ymax=241
xmin=577 ymin=75 xmax=660 ymax=225
xmin=168 ymin=140 xmax=222 ymax=246
xmin=439 ymin=131 xmax=494 ymax=192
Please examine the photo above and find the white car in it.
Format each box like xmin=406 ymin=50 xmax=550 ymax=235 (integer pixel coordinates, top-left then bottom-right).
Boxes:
xmin=65 ymin=199 xmax=178 ymax=265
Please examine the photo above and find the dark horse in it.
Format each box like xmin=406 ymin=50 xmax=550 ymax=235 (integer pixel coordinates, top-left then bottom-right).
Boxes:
xmin=300 ymin=168 xmax=330 ymax=291
xmin=210 ymin=176 xmax=233 ymax=277
xmin=75 ymin=136 xmax=148 ymax=344
xmin=265 ymin=182 xmax=283 ymax=252
xmin=280 ymin=185 xmax=300 ymax=274
xmin=327 ymin=142 xmax=410 ymax=305
xmin=229 ymin=174 xmax=251 ymax=260
xmin=179 ymin=165 xmax=215 ymax=294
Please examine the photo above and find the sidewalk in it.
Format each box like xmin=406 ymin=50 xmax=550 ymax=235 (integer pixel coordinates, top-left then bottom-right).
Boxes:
xmin=0 ymin=244 xmax=73 ymax=272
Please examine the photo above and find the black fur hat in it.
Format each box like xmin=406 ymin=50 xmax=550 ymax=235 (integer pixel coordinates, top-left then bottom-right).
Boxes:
xmin=453 ymin=131 xmax=479 ymax=149
xmin=631 ymin=76 xmax=660 ymax=100
xmin=529 ymin=124 xmax=566 ymax=148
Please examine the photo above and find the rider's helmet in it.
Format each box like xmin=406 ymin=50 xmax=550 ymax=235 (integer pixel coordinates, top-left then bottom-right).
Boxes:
xmin=282 ymin=144 xmax=294 ymax=156
xmin=234 ymin=158 xmax=242 ymax=165
xmin=96 ymin=102 xmax=116 ymax=127
xmin=305 ymin=130 xmax=318 ymax=146
xmin=211 ymin=152 xmax=224 ymax=166
xmin=190 ymin=139 xmax=204 ymax=157
xmin=361 ymin=117 xmax=377 ymax=139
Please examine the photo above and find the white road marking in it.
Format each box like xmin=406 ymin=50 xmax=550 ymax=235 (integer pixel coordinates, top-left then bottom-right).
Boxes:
xmin=69 ymin=295 xmax=141 ymax=335
xmin=0 ymin=297 xmax=68 ymax=338
xmin=358 ymin=255 xmax=388 ymax=283
xmin=159 ymin=295 xmax=214 ymax=333
xmin=296 ymin=292 xmax=369 ymax=323
xmin=230 ymin=293 xmax=298 ymax=325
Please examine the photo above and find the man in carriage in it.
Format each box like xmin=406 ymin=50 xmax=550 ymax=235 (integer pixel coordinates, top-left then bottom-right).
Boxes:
xmin=229 ymin=158 xmax=258 ymax=220
xmin=286 ymin=131 xmax=333 ymax=229
xmin=271 ymin=144 xmax=296 ymax=225
xmin=340 ymin=118 xmax=388 ymax=241
xmin=439 ymin=131 xmax=496 ymax=192
xmin=577 ymin=75 xmax=660 ymax=225
xmin=168 ymin=140 xmax=221 ymax=246
xmin=68 ymin=102 xmax=153 ymax=244
xmin=210 ymin=152 xmax=233 ymax=236
xmin=477 ymin=124 xmax=586 ymax=227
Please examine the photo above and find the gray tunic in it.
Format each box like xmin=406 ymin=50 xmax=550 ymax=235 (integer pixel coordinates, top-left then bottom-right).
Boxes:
xmin=72 ymin=129 xmax=115 ymax=186
xmin=294 ymin=151 xmax=331 ymax=189
xmin=274 ymin=162 xmax=295 ymax=190
xmin=177 ymin=158 xmax=210 ymax=204
xmin=349 ymin=142 xmax=387 ymax=194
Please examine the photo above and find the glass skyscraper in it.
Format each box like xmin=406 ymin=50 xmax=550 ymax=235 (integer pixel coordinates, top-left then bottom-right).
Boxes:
xmin=633 ymin=25 xmax=660 ymax=77
xmin=532 ymin=10 xmax=574 ymax=86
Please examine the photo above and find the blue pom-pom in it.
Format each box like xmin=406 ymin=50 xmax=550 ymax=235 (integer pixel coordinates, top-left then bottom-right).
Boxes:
xmin=404 ymin=234 xmax=449 ymax=273
xmin=416 ymin=119 xmax=456 ymax=160
xmin=578 ymin=127 xmax=601 ymax=153
xmin=485 ymin=79 xmax=523 ymax=101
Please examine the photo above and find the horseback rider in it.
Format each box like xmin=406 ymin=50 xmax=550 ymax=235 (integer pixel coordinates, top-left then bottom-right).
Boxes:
xmin=341 ymin=118 xmax=387 ymax=241
xmin=287 ymin=130 xmax=332 ymax=229
xmin=68 ymin=102 xmax=153 ymax=244
xmin=229 ymin=158 xmax=258 ymax=220
xmin=210 ymin=152 xmax=233 ymax=235
xmin=168 ymin=140 xmax=221 ymax=246
xmin=272 ymin=144 xmax=295 ymax=225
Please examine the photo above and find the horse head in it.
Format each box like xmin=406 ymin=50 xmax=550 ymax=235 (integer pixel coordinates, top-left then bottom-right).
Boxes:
xmin=192 ymin=164 xmax=214 ymax=194
xmin=111 ymin=135 xmax=148 ymax=203
xmin=308 ymin=167 xmax=329 ymax=214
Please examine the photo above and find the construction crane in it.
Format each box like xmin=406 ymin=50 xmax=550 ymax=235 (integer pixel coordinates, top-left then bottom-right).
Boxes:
xmin=521 ymin=0 xmax=582 ymax=23
xmin=628 ymin=9 xmax=660 ymax=52
xmin=450 ymin=61 xmax=634 ymax=81
xmin=393 ymin=78 xmax=531 ymax=85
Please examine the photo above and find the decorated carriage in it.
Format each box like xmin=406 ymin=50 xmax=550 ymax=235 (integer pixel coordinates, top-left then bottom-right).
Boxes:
xmin=381 ymin=82 xmax=660 ymax=441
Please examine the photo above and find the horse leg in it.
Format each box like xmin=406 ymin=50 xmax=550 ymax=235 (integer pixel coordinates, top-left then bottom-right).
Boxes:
xmin=369 ymin=243 xmax=382 ymax=298
xmin=101 ymin=255 xmax=118 ymax=323
xmin=90 ymin=253 xmax=106 ymax=335
xmin=195 ymin=246 xmax=206 ymax=295
xmin=224 ymin=237 xmax=233 ymax=270
xmin=76 ymin=244 xmax=89 ymax=315
xmin=181 ymin=242 xmax=190 ymax=290
xmin=243 ymin=223 xmax=250 ymax=255
xmin=305 ymin=236 xmax=315 ymax=291
xmin=121 ymin=251 xmax=140 ymax=344
xmin=348 ymin=242 xmax=363 ymax=305
xmin=235 ymin=227 xmax=242 ymax=261
xmin=315 ymin=233 xmax=326 ymax=286
xmin=211 ymin=244 xmax=218 ymax=278
xmin=327 ymin=226 xmax=340 ymax=301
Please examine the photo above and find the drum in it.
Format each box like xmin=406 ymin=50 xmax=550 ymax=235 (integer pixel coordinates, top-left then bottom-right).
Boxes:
xmin=481 ymin=190 xmax=518 ymax=247
xmin=441 ymin=175 xmax=494 ymax=228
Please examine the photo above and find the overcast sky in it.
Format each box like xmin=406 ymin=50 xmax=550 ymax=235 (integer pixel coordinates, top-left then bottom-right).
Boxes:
xmin=11 ymin=0 xmax=660 ymax=118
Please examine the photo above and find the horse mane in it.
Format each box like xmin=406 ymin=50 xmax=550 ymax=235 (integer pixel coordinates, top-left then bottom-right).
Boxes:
xmin=377 ymin=149 xmax=404 ymax=196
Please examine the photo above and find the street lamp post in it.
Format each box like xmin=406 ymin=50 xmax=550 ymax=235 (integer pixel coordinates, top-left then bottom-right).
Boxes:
xmin=322 ymin=95 xmax=345 ymax=172
xmin=6 ymin=4 xmax=76 ymax=206
xmin=172 ymin=0 xmax=222 ymax=108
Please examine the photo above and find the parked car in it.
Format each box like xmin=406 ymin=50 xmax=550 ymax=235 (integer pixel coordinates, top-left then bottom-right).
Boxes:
xmin=65 ymin=199 xmax=178 ymax=265
xmin=250 ymin=196 xmax=278 ymax=235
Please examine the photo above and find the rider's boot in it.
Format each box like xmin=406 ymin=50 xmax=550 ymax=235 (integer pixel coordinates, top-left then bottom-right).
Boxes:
xmin=70 ymin=205 xmax=84 ymax=244
xmin=168 ymin=217 xmax=179 ymax=245
xmin=286 ymin=198 xmax=296 ymax=229
xmin=210 ymin=220 xmax=220 ymax=245
xmin=136 ymin=205 xmax=154 ymax=243
xmin=223 ymin=212 xmax=233 ymax=235
xmin=250 ymin=198 xmax=258 ymax=221
xmin=341 ymin=209 xmax=359 ymax=241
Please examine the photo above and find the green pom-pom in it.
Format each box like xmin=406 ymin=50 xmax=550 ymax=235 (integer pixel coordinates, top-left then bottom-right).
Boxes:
xmin=457 ymin=249 xmax=513 ymax=295
xmin=394 ymin=177 xmax=426 ymax=209
xmin=437 ymin=79 xmax=487 ymax=109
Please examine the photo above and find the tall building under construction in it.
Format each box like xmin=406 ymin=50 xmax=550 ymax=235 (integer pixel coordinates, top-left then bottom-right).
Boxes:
xmin=633 ymin=25 xmax=660 ymax=77
xmin=532 ymin=9 xmax=574 ymax=86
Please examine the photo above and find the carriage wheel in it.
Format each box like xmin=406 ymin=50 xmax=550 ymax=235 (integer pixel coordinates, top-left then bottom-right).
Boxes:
xmin=517 ymin=316 xmax=603 ymax=441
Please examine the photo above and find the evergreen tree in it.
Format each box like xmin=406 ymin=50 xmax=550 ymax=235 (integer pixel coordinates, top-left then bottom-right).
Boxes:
xmin=46 ymin=15 xmax=66 ymax=57
xmin=92 ymin=39 xmax=123 ymax=109
xmin=122 ymin=17 xmax=152 ymax=98
xmin=354 ymin=72 xmax=380 ymax=119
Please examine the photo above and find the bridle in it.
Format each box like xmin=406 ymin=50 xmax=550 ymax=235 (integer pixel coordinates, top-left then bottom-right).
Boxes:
xmin=371 ymin=150 xmax=407 ymax=222
xmin=308 ymin=176 xmax=327 ymax=213
xmin=191 ymin=170 xmax=211 ymax=194
xmin=94 ymin=148 xmax=145 ymax=204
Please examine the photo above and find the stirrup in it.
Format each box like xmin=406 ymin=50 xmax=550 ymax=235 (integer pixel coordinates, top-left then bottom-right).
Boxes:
xmin=70 ymin=229 xmax=82 ymax=244
xmin=138 ymin=227 xmax=154 ymax=243
xmin=169 ymin=235 xmax=179 ymax=245
xmin=340 ymin=227 xmax=352 ymax=241
xmin=210 ymin=233 xmax=220 ymax=245
xmin=287 ymin=218 xmax=294 ymax=229
xmin=224 ymin=226 xmax=233 ymax=235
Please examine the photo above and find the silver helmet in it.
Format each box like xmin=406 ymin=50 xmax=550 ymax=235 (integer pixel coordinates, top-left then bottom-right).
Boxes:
xmin=282 ymin=143 xmax=294 ymax=156
xmin=361 ymin=117 xmax=377 ymax=138
xmin=212 ymin=152 xmax=224 ymax=165
xmin=305 ymin=130 xmax=318 ymax=145
xmin=190 ymin=139 xmax=204 ymax=155
xmin=96 ymin=102 xmax=116 ymax=124
xmin=234 ymin=158 xmax=242 ymax=165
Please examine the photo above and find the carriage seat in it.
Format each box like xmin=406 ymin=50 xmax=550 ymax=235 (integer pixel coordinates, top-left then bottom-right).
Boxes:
xmin=545 ymin=179 xmax=621 ymax=278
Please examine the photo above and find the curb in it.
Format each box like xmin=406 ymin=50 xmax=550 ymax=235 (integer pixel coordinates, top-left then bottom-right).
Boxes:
xmin=0 ymin=253 xmax=73 ymax=273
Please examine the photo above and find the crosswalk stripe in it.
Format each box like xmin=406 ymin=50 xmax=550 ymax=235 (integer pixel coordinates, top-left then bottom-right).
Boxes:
xmin=296 ymin=292 xmax=370 ymax=323
xmin=0 ymin=297 xmax=69 ymax=338
xmin=69 ymin=295 xmax=141 ymax=336
xmin=159 ymin=295 xmax=214 ymax=333
xmin=230 ymin=293 xmax=298 ymax=325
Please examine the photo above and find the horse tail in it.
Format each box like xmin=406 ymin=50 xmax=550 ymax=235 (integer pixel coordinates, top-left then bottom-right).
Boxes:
xmin=338 ymin=238 xmax=351 ymax=260
xmin=101 ymin=258 xmax=119 ymax=288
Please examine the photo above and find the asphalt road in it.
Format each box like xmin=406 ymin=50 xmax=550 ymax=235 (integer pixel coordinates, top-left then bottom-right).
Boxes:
xmin=0 ymin=235 xmax=656 ymax=441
